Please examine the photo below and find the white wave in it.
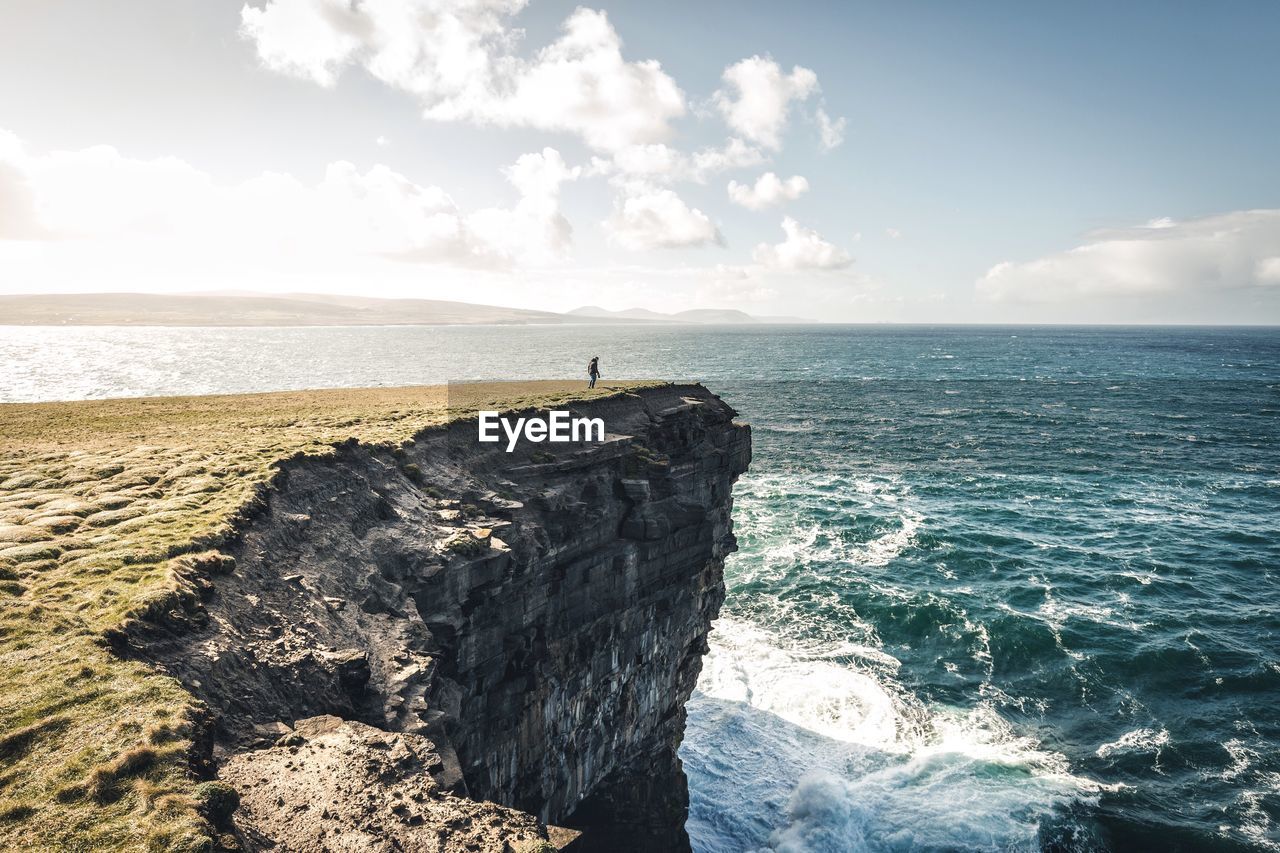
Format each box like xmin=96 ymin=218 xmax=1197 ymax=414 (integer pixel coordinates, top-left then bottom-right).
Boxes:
xmin=1220 ymin=737 xmax=1258 ymax=782
xmin=758 ymin=523 xmax=822 ymax=569
xmin=684 ymin=619 xmax=1102 ymax=853
xmin=803 ymin=641 xmax=902 ymax=671
xmin=853 ymin=509 xmax=922 ymax=568
xmin=697 ymin=621 xmax=902 ymax=747
xmin=1095 ymin=727 xmax=1170 ymax=759
xmin=743 ymin=472 xmax=924 ymax=572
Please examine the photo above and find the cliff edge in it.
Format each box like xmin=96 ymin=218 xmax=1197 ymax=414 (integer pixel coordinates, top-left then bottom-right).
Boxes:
xmin=1 ymin=382 xmax=749 ymax=851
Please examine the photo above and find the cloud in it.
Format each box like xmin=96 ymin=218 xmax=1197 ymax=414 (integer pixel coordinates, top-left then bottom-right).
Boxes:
xmin=0 ymin=160 xmax=44 ymax=239
xmin=0 ymin=131 xmax=52 ymax=240
xmin=240 ymin=1 xmax=685 ymax=152
xmin=752 ymin=217 xmax=852 ymax=270
xmin=697 ymin=269 xmax=779 ymax=305
xmin=606 ymin=182 xmax=722 ymax=250
xmin=977 ymin=209 xmax=1280 ymax=303
xmin=466 ymin=147 xmax=580 ymax=264
xmin=239 ymin=0 xmax=529 ymax=93
xmin=714 ymin=55 xmax=818 ymax=150
xmin=0 ymin=128 xmax=577 ymax=274
xmin=687 ymin=138 xmax=769 ymax=181
xmin=727 ymin=172 xmax=809 ymax=210
xmin=0 ymin=135 xmax=220 ymax=242
xmin=816 ymin=108 xmax=846 ymax=151
xmin=600 ymin=144 xmax=685 ymax=180
xmin=1259 ymin=256 xmax=1280 ymax=284
xmin=590 ymin=137 xmax=766 ymax=184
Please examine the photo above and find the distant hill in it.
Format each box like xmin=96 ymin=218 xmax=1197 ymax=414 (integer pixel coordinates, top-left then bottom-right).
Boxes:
xmin=671 ymin=308 xmax=756 ymax=324
xmin=0 ymin=292 xmax=595 ymax=327
xmin=568 ymin=305 xmax=814 ymax=324
xmin=568 ymin=305 xmax=673 ymax=322
xmin=0 ymin=292 xmax=818 ymax=326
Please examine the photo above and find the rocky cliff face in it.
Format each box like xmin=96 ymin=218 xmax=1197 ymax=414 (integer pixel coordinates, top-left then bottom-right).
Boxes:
xmin=127 ymin=384 xmax=750 ymax=851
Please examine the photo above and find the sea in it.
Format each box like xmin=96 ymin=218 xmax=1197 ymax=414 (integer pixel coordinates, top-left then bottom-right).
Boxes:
xmin=3 ymin=323 xmax=1278 ymax=852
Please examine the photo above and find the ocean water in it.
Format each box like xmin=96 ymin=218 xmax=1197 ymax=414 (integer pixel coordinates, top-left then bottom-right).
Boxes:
xmin=3 ymin=324 xmax=1278 ymax=851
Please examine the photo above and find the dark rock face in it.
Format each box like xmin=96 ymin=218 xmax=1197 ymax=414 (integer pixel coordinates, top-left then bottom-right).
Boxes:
xmin=130 ymin=384 xmax=750 ymax=850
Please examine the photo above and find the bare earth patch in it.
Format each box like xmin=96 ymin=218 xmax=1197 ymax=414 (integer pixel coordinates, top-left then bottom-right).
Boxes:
xmin=221 ymin=715 xmax=551 ymax=852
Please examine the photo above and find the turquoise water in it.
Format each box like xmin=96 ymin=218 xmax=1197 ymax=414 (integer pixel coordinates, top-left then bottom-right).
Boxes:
xmin=3 ymin=324 xmax=1278 ymax=850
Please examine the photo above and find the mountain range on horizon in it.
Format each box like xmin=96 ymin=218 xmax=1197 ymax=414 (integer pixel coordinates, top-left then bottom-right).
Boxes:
xmin=0 ymin=291 xmax=816 ymax=327
xmin=567 ymin=305 xmax=814 ymax=324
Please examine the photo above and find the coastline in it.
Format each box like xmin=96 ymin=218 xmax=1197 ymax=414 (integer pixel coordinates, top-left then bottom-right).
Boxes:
xmin=0 ymin=381 xmax=749 ymax=850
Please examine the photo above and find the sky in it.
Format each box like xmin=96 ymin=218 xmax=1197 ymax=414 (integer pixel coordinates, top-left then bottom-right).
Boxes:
xmin=1 ymin=0 xmax=1278 ymax=323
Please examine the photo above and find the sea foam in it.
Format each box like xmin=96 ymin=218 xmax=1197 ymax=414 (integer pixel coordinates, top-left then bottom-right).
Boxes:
xmin=683 ymin=619 xmax=1102 ymax=852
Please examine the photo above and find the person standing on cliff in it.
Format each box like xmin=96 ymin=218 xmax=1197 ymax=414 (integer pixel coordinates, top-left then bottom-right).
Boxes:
xmin=587 ymin=356 xmax=601 ymax=389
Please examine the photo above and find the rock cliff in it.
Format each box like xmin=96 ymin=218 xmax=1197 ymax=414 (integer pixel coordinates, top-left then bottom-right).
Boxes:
xmin=124 ymin=383 xmax=750 ymax=850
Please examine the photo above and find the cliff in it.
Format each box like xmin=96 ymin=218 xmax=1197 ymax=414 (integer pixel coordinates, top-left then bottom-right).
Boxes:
xmin=0 ymin=382 xmax=749 ymax=851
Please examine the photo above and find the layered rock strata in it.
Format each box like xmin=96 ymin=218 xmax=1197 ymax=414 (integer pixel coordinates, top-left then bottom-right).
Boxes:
xmin=126 ymin=383 xmax=750 ymax=851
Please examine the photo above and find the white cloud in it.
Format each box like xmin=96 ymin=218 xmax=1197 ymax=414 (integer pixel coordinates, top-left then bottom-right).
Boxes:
xmin=0 ymin=129 xmax=577 ymax=280
xmin=467 ymin=147 xmax=579 ymax=264
xmin=1259 ymin=256 xmax=1280 ymax=284
xmin=0 ymin=134 xmax=220 ymax=242
xmin=591 ymin=137 xmax=766 ymax=184
xmin=0 ymin=131 xmax=54 ymax=240
xmin=697 ymin=270 xmax=779 ymax=305
xmin=714 ymin=55 xmax=818 ymax=150
xmin=686 ymin=138 xmax=768 ymax=181
xmin=816 ymin=107 xmax=846 ymax=151
xmin=606 ymin=182 xmax=722 ymax=250
xmin=752 ymin=217 xmax=852 ymax=270
xmin=977 ymin=209 xmax=1280 ymax=302
xmin=502 ymin=146 xmax=579 ymax=201
xmin=240 ymin=1 xmax=685 ymax=152
xmin=600 ymin=144 xmax=685 ymax=180
xmin=727 ymin=172 xmax=809 ymax=210
xmin=238 ymin=0 xmax=368 ymax=86
xmin=885 ymin=227 xmax=901 ymax=239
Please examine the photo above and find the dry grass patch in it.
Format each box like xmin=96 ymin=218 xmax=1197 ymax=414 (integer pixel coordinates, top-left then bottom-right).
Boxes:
xmin=0 ymin=380 xmax=657 ymax=851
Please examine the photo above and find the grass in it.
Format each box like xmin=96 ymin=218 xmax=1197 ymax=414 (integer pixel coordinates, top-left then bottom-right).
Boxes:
xmin=0 ymin=380 xmax=657 ymax=851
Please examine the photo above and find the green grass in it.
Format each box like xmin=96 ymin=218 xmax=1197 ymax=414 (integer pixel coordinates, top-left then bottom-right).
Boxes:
xmin=0 ymin=380 xmax=656 ymax=851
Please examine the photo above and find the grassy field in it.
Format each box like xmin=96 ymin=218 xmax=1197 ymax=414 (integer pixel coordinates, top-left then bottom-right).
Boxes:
xmin=0 ymin=380 xmax=655 ymax=851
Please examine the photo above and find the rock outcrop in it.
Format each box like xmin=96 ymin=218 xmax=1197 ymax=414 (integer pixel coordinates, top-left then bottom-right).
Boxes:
xmin=126 ymin=383 xmax=750 ymax=850
xmin=220 ymin=715 xmax=552 ymax=853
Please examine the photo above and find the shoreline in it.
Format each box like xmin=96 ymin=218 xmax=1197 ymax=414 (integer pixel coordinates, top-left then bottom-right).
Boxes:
xmin=0 ymin=381 xmax=749 ymax=851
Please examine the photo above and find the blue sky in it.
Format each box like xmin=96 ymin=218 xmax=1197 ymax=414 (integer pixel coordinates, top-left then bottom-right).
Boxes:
xmin=1 ymin=0 xmax=1278 ymax=322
